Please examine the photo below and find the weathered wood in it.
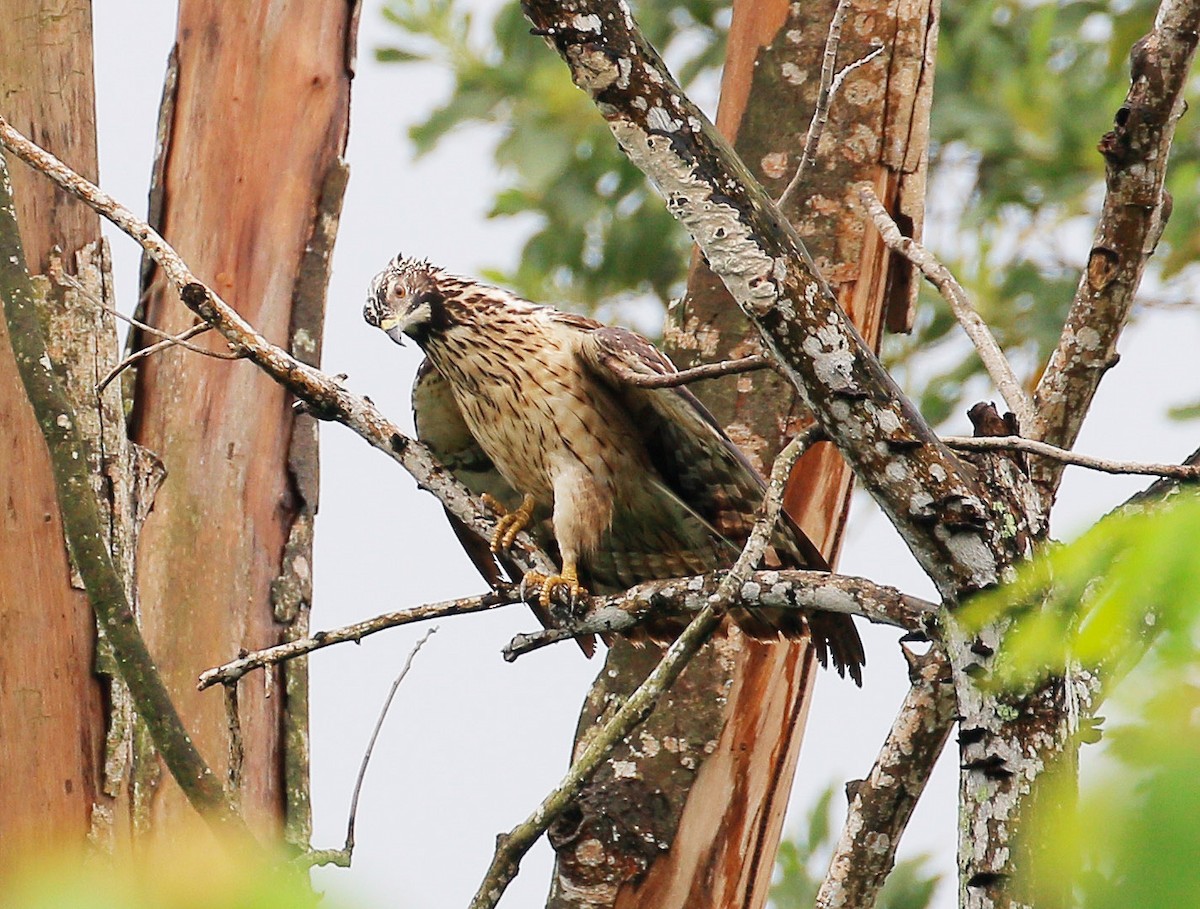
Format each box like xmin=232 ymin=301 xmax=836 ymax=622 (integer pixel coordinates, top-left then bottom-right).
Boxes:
xmin=546 ymin=1 xmax=938 ymax=905
xmin=0 ymin=0 xmax=107 ymax=857
xmin=128 ymin=1 xmax=356 ymax=835
xmin=0 ymin=179 xmax=251 ymax=840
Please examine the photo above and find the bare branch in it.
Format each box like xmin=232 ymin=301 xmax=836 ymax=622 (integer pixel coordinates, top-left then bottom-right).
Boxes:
xmin=199 ymin=589 xmax=515 ymax=689
xmin=503 ymin=568 xmax=935 ymax=660
xmin=816 ymin=646 xmax=955 ymax=909
xmin=857 ymin=184 xmax=1040 ymax=435
xmin=96 ymin=322 xmax=214 ymax=393
xmin=944 ymin=435 xmax=1200 ymax=481
xmin=1033 ymin=0 xmax=1200 ymax=492
xmin=295 ymin=628 xmax=437 ymax=870
xmin=51 ymin=265 xmax=240 ymax=363
xmin=471 ymin=604 xmax=724 ymax=909
xmin=607 ymin=352 xmax=774 ymax=388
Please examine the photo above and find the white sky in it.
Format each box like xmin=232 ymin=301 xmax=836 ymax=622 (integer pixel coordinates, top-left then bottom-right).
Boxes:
xmin=91 ymin=4 xmax=1198 ymax=909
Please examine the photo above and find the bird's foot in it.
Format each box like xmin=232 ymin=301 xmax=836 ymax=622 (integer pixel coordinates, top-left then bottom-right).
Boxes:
xmin=484 ymin=492 xmax=536 ymax=553
xmin=520 ymin=567 xmax=587 ymax=610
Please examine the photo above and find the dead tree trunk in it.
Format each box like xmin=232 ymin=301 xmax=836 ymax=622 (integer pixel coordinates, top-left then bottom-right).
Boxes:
xmin=126 ymin=1 xmax=356 ymax=840
xmin=0 ymin=0 xmax=109 ymax=856
xmin=546 ymin=1 xmax=935 ymax=905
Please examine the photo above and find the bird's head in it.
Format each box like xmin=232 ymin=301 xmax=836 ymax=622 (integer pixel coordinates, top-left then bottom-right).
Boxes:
xmin=364 ymin=255 xmax=451 ymax=347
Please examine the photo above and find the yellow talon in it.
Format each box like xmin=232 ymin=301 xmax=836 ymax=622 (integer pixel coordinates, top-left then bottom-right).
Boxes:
xmin=484 ymin=493 xmax=536 ymax=553
xmin=529 ymin=564 xmax=586 ymax=610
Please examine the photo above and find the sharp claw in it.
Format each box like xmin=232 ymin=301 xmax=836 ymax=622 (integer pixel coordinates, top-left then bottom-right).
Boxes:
xmin=486 ymin=493 xmax=536 ymax=554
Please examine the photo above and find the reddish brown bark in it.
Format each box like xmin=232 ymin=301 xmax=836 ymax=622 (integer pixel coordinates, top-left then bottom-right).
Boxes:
xmin=548 ymin=0 xmax=935 ymax=904
xmin=0 ymin=0 xmax=107 ymax=858
xmin=128 ymin=2 xmax=355 ymax=835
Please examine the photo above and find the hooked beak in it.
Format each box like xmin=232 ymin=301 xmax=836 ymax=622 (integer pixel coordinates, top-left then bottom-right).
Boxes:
xmin=379 ymin=315 xmax=407 ymax=346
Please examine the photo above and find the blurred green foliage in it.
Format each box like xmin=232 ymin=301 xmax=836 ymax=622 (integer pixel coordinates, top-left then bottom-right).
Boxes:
xmin=961 ymin=491 xmax=1200 ymax=908
xmin=0 ymin=836 xmax=340 ymax=909
xmin=378 ymin=0 xmax=726 ymax=320
xmin=377 ymin=0 xmax=1198 ymax=422
xmin=770 ymin=785 xmax=941 ymax=909
xmin=889 ymin=0 xmax=1200 ymax=424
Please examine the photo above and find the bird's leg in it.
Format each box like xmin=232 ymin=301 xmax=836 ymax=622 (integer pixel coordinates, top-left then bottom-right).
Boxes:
xmin=484 ymin=492 xmax=537 ymax=553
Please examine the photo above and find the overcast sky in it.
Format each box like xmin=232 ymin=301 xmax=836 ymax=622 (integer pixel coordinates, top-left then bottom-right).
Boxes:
xmin=90 ymin=4 xmax=1198 ymax=908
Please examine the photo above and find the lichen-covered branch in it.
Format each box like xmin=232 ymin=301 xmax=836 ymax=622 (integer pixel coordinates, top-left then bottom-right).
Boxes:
xmin=520 ymin=0 xmax=1008 ymax=602
xmin=1033 ymin=0 xmax=1200 ymax=493
xmin=816 ymin=646 xmax=955 ymax=909
xmin=0 ymin=155 xmax=251 ymax=843
xmin=504 ymin=569 xmax=936 ymax=659
xmin=0 ymin=114 xmax=559 ymax=586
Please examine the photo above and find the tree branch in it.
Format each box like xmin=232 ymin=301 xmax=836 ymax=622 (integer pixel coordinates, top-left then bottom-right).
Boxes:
xmin=296 ymin=628 xmax=437 ymax=870
xmin=199 ymin=589 xmax=516 ymax=689
xmin=816 ymin=646 xmax=956 ymax=909
xmin=520 ymin=0 xmax=1009 ymax=602
xmin=1033 ymin=0 xmax=1200 ymax=492
xmin=606 ymin=352 xmax=774 ymax=388
xmin=503 ymin=569 xmax=935 ymax=660
xmin=857 ymin=184 xmax=1041 ymax=436
xmin=943 ymin=435 xmax=1200 ymax=481
xmin=0 ymin=154 xmax=252 ymax=843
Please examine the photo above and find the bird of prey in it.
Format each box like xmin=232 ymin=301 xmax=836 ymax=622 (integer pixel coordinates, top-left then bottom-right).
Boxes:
xmin=365 ymin=255 xmax=864 ymax=683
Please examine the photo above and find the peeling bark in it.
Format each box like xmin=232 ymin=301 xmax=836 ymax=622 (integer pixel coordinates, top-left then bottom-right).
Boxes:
xmin=127 ymin=1 xmax=358 ymax=836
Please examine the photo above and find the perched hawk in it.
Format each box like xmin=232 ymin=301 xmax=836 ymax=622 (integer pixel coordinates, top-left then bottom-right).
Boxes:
xmin=365 ymin=256 xmax=864 ymax=683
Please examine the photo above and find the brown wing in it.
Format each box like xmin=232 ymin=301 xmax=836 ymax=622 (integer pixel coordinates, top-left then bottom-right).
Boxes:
xmin=412 ymin=359 xmax=595 ymax=657
xmin=574 ymin=325 xmax=864 ymax=684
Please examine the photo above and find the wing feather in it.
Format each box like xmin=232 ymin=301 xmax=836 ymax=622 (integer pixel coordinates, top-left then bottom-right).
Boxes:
xmin=575 ymin=326 xmax=864 ymax=683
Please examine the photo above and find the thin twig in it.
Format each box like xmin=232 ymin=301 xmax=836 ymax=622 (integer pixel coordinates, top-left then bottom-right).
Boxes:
xmin=857 ymin=184 xmax=1041 ymax=436
xmin=97 ymin=322 xmax=214 ymax=393
xmin=52 ymin=265 xmax=239 ymax=362
xmin=778 ymin=0 xmax=882 ymax=210
xmin=469 ymin=430 xmax=825 ymax=909
xmin=943 ymin=435 xmax=1200 ymax=481
xmin=199 ymin=589 xmax=516 ymax=689
xmin=297 ymin=628 xmax=437 ymax=869
xmin=608 ymin=353 xmax=774 ymax=388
